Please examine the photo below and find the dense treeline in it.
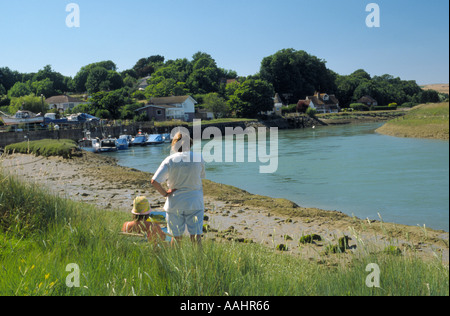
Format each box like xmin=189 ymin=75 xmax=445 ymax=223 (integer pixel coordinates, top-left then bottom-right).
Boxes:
xmin=1 ymin=49 xmax=448 ymax=121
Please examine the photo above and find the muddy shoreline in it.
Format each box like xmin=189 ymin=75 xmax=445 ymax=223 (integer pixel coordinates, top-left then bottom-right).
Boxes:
xmin=1 ymin=152 xmax=448 ymax=264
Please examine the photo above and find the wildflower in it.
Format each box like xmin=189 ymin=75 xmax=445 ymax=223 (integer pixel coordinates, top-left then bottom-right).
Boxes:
xmin=45 ymin=273 xmax=50 ymax=280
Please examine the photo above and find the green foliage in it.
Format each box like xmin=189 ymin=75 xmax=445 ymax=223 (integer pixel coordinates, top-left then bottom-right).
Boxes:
xmin=299 ymin=234 xmax=322 ymax=244
xmin=260 ymin=48 xmax=337 ymax=102
xmin=350 ymin=103 xmax=370 ymax=111
xmin=306 ymin=107 xmax=317 ymax=118
xmin=8 ymin=94 xmax=47 ymax=115
xmin=4 ymin=139 xmax=79 ymax=159
xmin=89 ymin=89 xmax=129 ymax=119
xmin=228 ymin=79 xmax=274 ymax=118
xmin=203 ymin=93 xmax=230 ymax=118
xmin=73 ymin=61 xmax=119 ymax=93
xmin=8 ymin=81 xmax=32 ymax=98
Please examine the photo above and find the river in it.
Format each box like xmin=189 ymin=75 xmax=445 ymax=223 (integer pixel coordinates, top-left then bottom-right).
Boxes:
xmin=103 ymin=123 xmax=449 ymax=231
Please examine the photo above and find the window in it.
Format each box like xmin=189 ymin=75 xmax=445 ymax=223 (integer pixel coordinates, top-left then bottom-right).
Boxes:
xmin=156 ymin=110 xmax=162 ymax=116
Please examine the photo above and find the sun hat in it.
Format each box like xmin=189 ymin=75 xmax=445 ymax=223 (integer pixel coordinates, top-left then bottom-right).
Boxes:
xmin=131 ymin=196 xmax=151 ymax=215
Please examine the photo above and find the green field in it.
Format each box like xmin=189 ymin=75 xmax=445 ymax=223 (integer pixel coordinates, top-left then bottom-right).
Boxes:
xmin=377 ymin=103 xmax=449 ymax=140
xmin=0 ymin=168 xmax=448 ymax=296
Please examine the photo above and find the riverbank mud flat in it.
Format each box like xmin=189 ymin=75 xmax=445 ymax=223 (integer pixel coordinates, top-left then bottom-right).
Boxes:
xmin=318 ymin=110 xmax=407 ymax=125
xmin=1 ymin=152 xmax=448 ymax=264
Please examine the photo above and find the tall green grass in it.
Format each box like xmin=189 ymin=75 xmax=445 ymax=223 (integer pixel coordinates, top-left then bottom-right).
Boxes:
xmin=4 ymin=139 xmax=80 ymax=159
xmin=0 ymin=170 xmax=448 ymax=296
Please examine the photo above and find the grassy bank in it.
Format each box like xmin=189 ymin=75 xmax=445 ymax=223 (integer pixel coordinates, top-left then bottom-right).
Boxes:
xmin=376 ymin=103 xmax=449 ymax=140
xmin=4 ymin=139 xmax=80 ymax=159
xmin=0 ymin=169 xmax=448 ymax=296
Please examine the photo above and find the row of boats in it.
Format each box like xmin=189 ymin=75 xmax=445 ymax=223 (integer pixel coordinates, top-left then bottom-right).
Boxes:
xmin=90 ymin=132 xmax=172 ymax=153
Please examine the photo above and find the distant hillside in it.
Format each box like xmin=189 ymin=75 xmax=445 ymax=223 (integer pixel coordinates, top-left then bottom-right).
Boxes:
xmin=421 ymin=84 xmax=449 ymax=94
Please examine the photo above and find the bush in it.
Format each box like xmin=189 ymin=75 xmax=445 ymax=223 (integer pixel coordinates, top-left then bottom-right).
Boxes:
xmin=299 ymin=234 xmax=322 ymax=244
xmin=306 ymin=107 xmax=317 ymax=118
xmin=350 ymin=103 xmax=370 ymax=111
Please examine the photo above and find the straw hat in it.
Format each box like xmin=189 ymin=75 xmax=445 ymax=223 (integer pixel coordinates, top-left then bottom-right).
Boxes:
xmin=131 ymin=196 xmax=151 ymax=215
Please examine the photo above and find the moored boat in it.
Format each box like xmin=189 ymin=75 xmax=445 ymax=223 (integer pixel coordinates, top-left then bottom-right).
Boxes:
xmin=115 ymin=137 xmax=129 ymax=150
xmin=146 ymin=134 xmax=164 ymax=145
xmin=92 ymin=137 xmax=118 ymax=153
xmin=0 ymin=110 xmax=44 ymax=125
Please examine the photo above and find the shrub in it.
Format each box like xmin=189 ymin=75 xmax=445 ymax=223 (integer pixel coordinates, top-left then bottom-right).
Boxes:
xmin=306 ymin=107 xmax=317 ymax=118
xmin=299 ymin=234 xmax=322 ymax=244
xmin=350 ymin=103 xmax=370 ymax=111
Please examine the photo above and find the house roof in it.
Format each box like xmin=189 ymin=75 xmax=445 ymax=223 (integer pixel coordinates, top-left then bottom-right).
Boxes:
xmin=358 ymin=95 xmax=378 ymax=103
xmin=149 ymin=95 xmax=197 ymax=105
xmin=135 ymin=104 xmax=177 ymax=112
xmin=45 ymin=95 xmax=84 ymax=104
xmin=274 ymin=93 xmax=284 ymax=105
xmin=307 ymin=93 xmax=339 ymax=106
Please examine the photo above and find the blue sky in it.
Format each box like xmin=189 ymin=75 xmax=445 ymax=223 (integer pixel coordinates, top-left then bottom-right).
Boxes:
xmin=0 ymin=0 xmax=448 ymax=84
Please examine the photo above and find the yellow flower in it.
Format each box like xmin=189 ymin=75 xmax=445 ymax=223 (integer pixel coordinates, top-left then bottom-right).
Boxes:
xmin=38 ymin=282 xmax=43 ymax=289
xmin=45 ymin=273 xmax=50 ymax=280
xmin=31 ymin=265 xmax=35 ymax=270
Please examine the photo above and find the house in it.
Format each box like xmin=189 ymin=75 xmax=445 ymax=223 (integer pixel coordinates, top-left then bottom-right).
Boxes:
xmin=148 ymin=95 xmax=197 ymax=121
xmin=135 ymin=104 xmax=178 ymax=122
xmin=137 ymin=76 xmax=151 ymax=91
xmin=357 ymin=95 xmax=378 ymax=107
xmin=273 ymin=93 xmax=284 ymax=116
xmin=261 ymin=93 xmax=285 ymax=116
xmin=305 ymin=92 xmax=340 ymax=113
xmin=45 ymin=95 xmax=87 ymax=112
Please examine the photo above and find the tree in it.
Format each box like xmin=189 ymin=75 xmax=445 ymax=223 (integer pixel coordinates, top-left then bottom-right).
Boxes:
xmin=73 ymin=60 xmax=118 ymax=92
xmin=9 ymin=94 xmax=47 ymax=114
xmin=0 ymin=67 xmax=21 ymax=91
xmin=33 ymin=65 xmax=70 ymax=94
xmin=8 ymin=81 xmax=32 ymax=98
xmin=203 ymin=93 xmax=230 ymax=118
xmin=31 ymin=78 xmax=55 ymax=98
xmin=89 ymin=90 xmax=126 ymax=119
xmin=228 ymin=79 xmax=274 ymax=118
xmin=260 ymin=49 xmax=336 ymax=103
xmin=133 ymin=55 xmax=165 ymax=78
xmin=86 ymin=67 xmax=109 ymax=94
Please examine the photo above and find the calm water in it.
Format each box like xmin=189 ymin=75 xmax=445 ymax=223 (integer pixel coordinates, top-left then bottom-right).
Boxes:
xmin=103 ymin=123 xmax=449 ymax=231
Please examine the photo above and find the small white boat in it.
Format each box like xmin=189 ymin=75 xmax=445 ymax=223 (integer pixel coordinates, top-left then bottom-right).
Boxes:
xmin=92 ymin=137 xmax=118 ymax=153
xmin=0 ymin=110 xmax=44 ymax=126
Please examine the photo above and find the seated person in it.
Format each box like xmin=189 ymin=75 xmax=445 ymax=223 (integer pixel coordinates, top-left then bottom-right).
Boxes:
xmin=122 ymin=196 xmax=165 ymax=244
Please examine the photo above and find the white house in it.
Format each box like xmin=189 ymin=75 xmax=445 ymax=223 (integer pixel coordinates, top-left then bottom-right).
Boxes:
xmin=45 ymin=95 xmax=87 ymax=112
xmin=148 ymin=95 xmax=197 ymax=121
xmin=306 ymin=92 xmax=340 ymax=113
xmin=137 ymin=76 xmax=151 ymax=91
